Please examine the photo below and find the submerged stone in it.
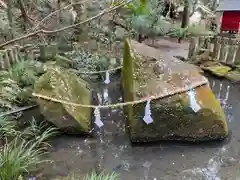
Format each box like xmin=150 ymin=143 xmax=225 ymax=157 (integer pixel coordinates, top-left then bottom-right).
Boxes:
xmin=34 ymin=66 xmax=92 ymax=134
xmin=121 ymin=39 xmax=229 ymax=142
xmin=201 ymin=64 xmax=231 ymax=77
xmin=225 ymin=70 xmax=240 ymax=82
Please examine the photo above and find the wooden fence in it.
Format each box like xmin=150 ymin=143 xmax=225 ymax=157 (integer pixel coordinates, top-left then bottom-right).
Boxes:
xmin=0 ymin=44 xmax=41 ymax=70
xmin=188 ymin=35 xmax=240 ymax=66
xmin=0 ymin=46 xmax=22 ymax=70
xmin=0 ymin=40 xmax=123 ymax=70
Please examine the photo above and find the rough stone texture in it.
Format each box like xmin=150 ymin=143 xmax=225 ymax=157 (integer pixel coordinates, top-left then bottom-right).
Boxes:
xmin=121 ymin=39 xmax=229 ymax=142
xmin=201 ymin=63 xmax=232 ymax=77
xmin=34 ymin=66 xmax=92 ymax=134
xmin=225 ymin=70 xmax=240 ymax=82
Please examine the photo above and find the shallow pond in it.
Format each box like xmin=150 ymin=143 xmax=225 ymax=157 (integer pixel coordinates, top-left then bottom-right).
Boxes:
xmin=38 ymin=75 xmax=240 ymax=180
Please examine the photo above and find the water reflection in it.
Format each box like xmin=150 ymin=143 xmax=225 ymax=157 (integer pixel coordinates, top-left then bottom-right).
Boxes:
xmin=179 ymin=146 xmax=228 ymax=180
xmin=208 ymin=77 xmax=234 ymax=122
xmin=41 ymin=76 xmax=240 ymax=180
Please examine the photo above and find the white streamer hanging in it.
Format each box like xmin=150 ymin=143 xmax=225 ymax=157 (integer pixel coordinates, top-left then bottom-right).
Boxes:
xmin=94 ymin=107 xmax=104 ymax=128
xmin=104 ymin=71 xmax=110 ymax=84
xmin=143 ymin=99 xmax=153 ymax=124
xmin=188 ymin=89 xmax=201 ymax=113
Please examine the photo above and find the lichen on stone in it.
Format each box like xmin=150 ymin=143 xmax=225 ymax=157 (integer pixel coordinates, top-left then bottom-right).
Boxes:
xmin=34 ymin=66 xmax=92 ymax=134
xmin=201 ymin=64 xmax=231 ymax=77
xmin=121 ymin=39 xmax=229 ymax=142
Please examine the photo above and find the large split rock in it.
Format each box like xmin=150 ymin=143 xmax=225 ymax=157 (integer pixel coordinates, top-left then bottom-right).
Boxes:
xmin=34 ymin=66 xmax=92 ymax=134
xmin=121 ymin=39 xmax=229 ymax=142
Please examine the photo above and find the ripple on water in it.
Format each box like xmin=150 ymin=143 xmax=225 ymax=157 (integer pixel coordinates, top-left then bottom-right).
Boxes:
xmin=39 ymin=76 xmax=240 ymax=180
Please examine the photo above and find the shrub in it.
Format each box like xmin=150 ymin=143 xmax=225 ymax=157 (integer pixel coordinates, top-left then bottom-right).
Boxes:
xmin=9 ymin=60 xmax=44 ymax=87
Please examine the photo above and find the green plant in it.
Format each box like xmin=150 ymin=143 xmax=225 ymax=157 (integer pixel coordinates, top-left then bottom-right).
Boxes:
xmin=22 ymin=117 xmax=59 ymax=147
xmin=0 ymin=116 xmax=19 ymax=138
xmin=0 ymin=77 xmax=32 ymax=109
xmin=84 ymin=171 xmax=120 ymax=180
xmin=69 ymin=49 xmax=115 ymax=72
xmin=0 ymin=60 xmax=44 ymax=109
xmin=0 ymin=76 xmax=23 ymax=109
xmin=0 ymin=138 xmax=47 ymax=180
xmin=9 ymin=60 xmax=44 ymax=87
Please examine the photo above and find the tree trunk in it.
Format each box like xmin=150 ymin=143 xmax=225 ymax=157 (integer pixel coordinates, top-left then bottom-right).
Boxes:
xmin=72 ymin=0 xmax=86 ymax=37
xmin=18 ymin=0 xmax=31 ymax=31
xmin=178 ymin=0 xmax=190 ymax=43
xmin=7 ymin=0 xmax=15 ymax=39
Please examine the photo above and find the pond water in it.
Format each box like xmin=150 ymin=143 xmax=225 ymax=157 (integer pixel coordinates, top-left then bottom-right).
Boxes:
xmin=38 ymin=75 xmax=240 ymax=180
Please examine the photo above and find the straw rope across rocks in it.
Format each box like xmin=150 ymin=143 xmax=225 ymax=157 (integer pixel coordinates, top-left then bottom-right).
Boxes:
xmin=32 ymin=79 xmax=207 ymax=109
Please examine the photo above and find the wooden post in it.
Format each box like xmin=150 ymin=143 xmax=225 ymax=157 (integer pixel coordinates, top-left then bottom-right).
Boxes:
xmin=224 ymin=38 xmax=231 ymax=63
xmin=188 ymin=37 xmax=199 ymax=59
xmin=234 ymin=42 xmax=240 ymax=65
xmin=226 ymin=38 xmax=239 ymax=65
xmin=3 ymin=50 xmax=11 ymax=69
xmin=215 ymin=12 xmax=223 ymax=34
xmin=49 ymin=43 xmax=58 ymax=57
xmin=13 ymin=45 xmax=20 ymax=63
xmin=7 ymin=48 xmax=15 ymax=64
xmin=226 ymin=38 xmax=235 ymax=65
xmin=29 ymin=49 xmax=34 ymax=61
xmin=219 ymin=37 xmax=227 ymax=63
xmin=39 ymin=44 xmax=47 ymax=61
xmin=199 ymin=36 xmax=205 ymax=50
xmin=203 ymin=37 xmax=211 ymax=50
xmin=0 ymin=53 xmax=4 ymax=70
xmin=212 ymin=36 xmax=221 ymax=60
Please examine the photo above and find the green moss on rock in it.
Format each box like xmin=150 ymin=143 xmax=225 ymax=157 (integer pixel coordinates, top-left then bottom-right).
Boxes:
xmin=225 ymin=70 xmax=240 ymax=82
xmin=201 ymin=64 xmax=231 ymax=77
xmin=121 ymin=39 xmax=229 ymax=142
xmin=34 ymin=66 xmax=92 ymax=134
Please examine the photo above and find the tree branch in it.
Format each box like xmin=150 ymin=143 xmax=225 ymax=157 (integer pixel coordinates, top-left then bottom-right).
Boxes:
xmin=0 ymin=0 xmax=131 ymax=48
xmin=0 ymin=0 xmax=7 ymax=9
xmin=33 ymin=0 xmax=89 ymax=30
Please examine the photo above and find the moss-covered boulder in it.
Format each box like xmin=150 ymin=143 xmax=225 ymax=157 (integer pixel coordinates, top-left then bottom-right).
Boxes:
xmin=225 ymin=70 xmax=240 ymax=82
xmin=34 ymin=66 xmax=92 ymax=134
xmin=201 ymin=63 xmax=231 ymax=77
xmin=121 ymin=39 xmax=229 ymax=142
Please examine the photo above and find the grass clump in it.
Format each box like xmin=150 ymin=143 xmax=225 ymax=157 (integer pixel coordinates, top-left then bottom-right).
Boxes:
xmin=0 ymin=117 xmax=59 ymax=179
xmin=0 ymin=116 xmax=19 ymax=138
xmin=0 ymin=138 xmax=46 ymax=180
xmin=9 ymin=60 xmax=40 ymax=87
xmin=0 ymin=60 xmax=44 ymax=111
xmin=22 ymin=117 xmax=59 ymax=147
